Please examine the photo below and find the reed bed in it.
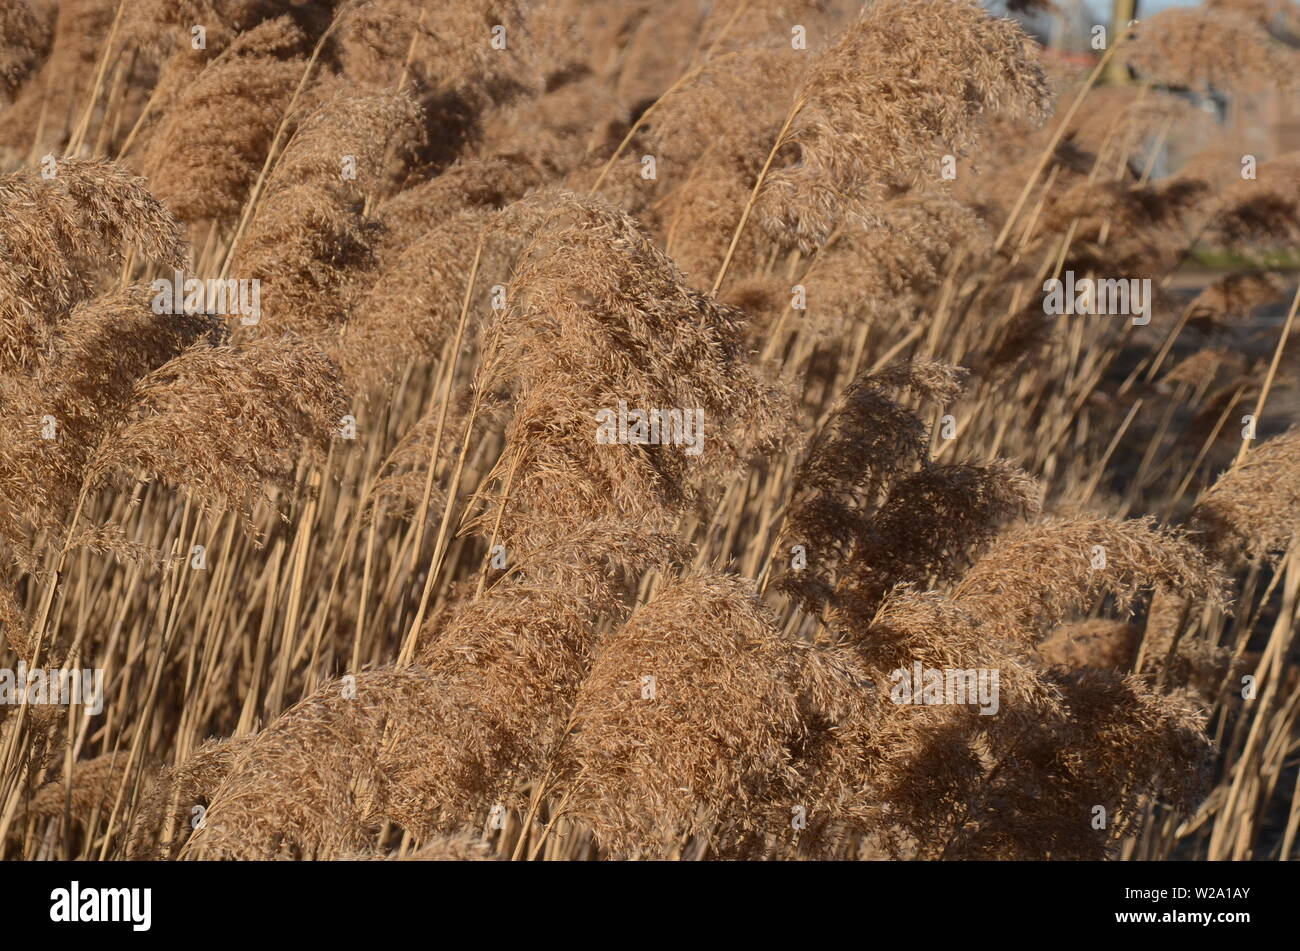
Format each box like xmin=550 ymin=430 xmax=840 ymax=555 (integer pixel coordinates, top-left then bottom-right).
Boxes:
xmin=1 ymin=0 xmax=1299 ymax=861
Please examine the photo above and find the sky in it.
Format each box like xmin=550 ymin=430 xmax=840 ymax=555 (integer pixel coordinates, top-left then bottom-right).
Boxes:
xmin=1069 ymin=1 xmax=1202 ymax=25
xmin=1093 ymin=0 xmax=1200 ymax=11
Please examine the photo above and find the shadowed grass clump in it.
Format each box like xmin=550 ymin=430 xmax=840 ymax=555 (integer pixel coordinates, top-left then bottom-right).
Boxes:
xmin=774 ymin=361 xmax=964 ymax=611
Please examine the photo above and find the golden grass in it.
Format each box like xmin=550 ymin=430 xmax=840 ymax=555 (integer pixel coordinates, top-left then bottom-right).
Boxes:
xmin=1 ymin=0 xmax=1299 ymax=862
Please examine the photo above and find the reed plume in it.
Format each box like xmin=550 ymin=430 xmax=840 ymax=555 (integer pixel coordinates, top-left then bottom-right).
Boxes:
xmin=231 ymin=93 xmax=422 ymax=337
xmin=0 ymin=285 xmax=220 ymax=541
xmin=475 ymin=190 xmax=784 ymax=550
xmin=186 ymin=667 xmax=444 ymax=858
xmin=1184 ymin=272 xmax=1287 ymax=330
xmin=337 ymin=0 xmax=540 ymax=169
xmin=1122 ymin=6 xmax=1299 ymax=95
xmin=1206 ymin=0 xmax=1300 ymax=33
xmin=334 ymin=206 xmax=517 ymax=392
xmin=1203 ymin=152 xmax=1300 ymax=250
xmin=191 ymin=580 xmax=602 ymax=856
xmin=949 ymin=515 xmax=1226 ymax=651
xmin=562 ymin=573 xmax=806 ymax=858
xmin=0 ymin=0 xmax=47 ymax=99
xmin=139 ymin=17 xmax=310 ymax=224
xmin=937 ymin=668 xmax=1212 ymax=860
xmin=127 ymin=737 xmax=252 ymax=859
xmin=757 ymin=0 xmax=1051 ymax=250
xmin=0 ymin=158 xmax=188 ymax=373
xmin=372 ymin=152 xmax=548 ymax=260
xmin=28 ymin=750 xmax=134 ymax=821
xmin=803 ymin=194 xmax=991 ymax=335
xmin=832 ymin=462 xmax=1041 ymax=624
xmin=0 ymin=0 xmax=114 ymax=154
xmin=774 ymin=361 xmax=965 ymax=611
xmin=1192 ymin=428 xmax=1300 ymax=563
xmin=87 ymin=336 xmax=348 ymax=528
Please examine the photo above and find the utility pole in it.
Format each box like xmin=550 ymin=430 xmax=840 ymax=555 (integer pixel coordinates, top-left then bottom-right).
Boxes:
xmin=1106 ymin=0 xmax=1139 ymax=84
